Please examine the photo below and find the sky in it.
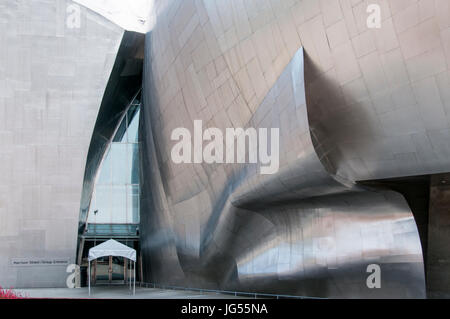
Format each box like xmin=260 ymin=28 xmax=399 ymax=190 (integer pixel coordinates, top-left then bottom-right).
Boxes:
xmin=74 ymin=0 xmax=155 ymax=33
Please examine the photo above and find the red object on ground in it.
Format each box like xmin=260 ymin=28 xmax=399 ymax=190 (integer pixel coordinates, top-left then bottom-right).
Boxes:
xmin=0 ymin=286 xmax=23 ymax=299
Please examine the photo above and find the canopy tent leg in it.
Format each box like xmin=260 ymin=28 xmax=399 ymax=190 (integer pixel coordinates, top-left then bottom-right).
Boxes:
xmin=139 ymin=254 xmax=143 ymax=287
xmin=108 ymin=256 xmax=112 ymax=284
xmin=124 ymin=258 xmax=127 ymax=284
xmin=88 ymin=260 xmax=91 ymax=296
xmin=134 ymin=260 xmax=136 ymax=296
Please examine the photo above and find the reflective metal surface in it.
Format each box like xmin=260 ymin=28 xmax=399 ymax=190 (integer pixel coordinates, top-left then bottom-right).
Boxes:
xmin=140 ymin=44 xmax=425 ymax=298
xmin=139 ymin=0 xmax=450 ymax=298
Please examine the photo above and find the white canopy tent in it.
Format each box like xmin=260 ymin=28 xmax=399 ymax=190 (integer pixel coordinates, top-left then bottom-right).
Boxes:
xmin=88 ymin=239 xmax=137 ymax=295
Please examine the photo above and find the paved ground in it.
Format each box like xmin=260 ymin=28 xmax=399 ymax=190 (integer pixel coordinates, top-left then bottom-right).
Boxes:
xmin=13 ymin=286 xmax=248 ymax=299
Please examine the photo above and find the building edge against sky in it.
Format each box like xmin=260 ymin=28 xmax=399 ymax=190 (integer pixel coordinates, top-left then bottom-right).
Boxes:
xmin=1 ymin=0 xmax=450 ymax=298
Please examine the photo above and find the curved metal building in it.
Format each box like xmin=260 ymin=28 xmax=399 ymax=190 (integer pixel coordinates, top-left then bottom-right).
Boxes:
xmin=138 ymin=0 xmax=450 ymax=298
xmin=1 ymin=0 xmax=450 ymax=299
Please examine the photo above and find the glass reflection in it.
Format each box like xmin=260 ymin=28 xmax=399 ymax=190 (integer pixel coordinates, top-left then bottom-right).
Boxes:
xmin=113 ymin=118 xmax=127 ymax=143
xmin=87 ymin=101 xmax=141 ymax=226
xmin=97 ymin=148 xmax=112 ymax=184
xmin=111 ymin=143 xmax=128 ymax=184
xmin=127 ymin=108 xmax=140 ymax=143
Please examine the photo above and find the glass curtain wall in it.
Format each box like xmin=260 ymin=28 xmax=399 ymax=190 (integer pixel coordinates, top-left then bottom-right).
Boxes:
xmin=87 ymin=101 xmax=140 ymax=226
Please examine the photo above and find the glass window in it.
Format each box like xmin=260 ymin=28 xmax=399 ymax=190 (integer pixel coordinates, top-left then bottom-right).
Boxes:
xmin=127 ymin=185 xmax=140 ymax=224
xmin=112 ymin=185 xmax=127 ymax=223
xmin=97 ymin=147 xmax=112 ymax=184
xmin=127 ymin=108 xmax=140 ymax=143
xmin=87 ymin=101 xmax=141 ymax=228
xmin=89 ymin=185 xmax=112 ymax=224
xmin=111 ymin=143 xmax=129 ymax=184
xmin=113 ymin=115 xmax=127 ymax=143
xmin=130 ymin=143 xmax=139 ymax=184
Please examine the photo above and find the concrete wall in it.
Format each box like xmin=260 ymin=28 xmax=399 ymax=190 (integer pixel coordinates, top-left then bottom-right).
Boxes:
xmin=0 ymin=0 xmax=123 ymax=288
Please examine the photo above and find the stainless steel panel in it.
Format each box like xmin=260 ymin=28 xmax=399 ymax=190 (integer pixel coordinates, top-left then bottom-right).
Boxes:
xmin=140 ymin=42 xmax=426 ymax=297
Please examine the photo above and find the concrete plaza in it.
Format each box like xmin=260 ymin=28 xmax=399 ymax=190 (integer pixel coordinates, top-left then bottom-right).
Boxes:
xmin=13 ymin=286 xmax=247 ymax=299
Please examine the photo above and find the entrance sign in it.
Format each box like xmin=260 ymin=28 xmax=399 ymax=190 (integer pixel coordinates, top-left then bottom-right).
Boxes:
xmin=11 ymin=257 xmax=70 ymax=267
